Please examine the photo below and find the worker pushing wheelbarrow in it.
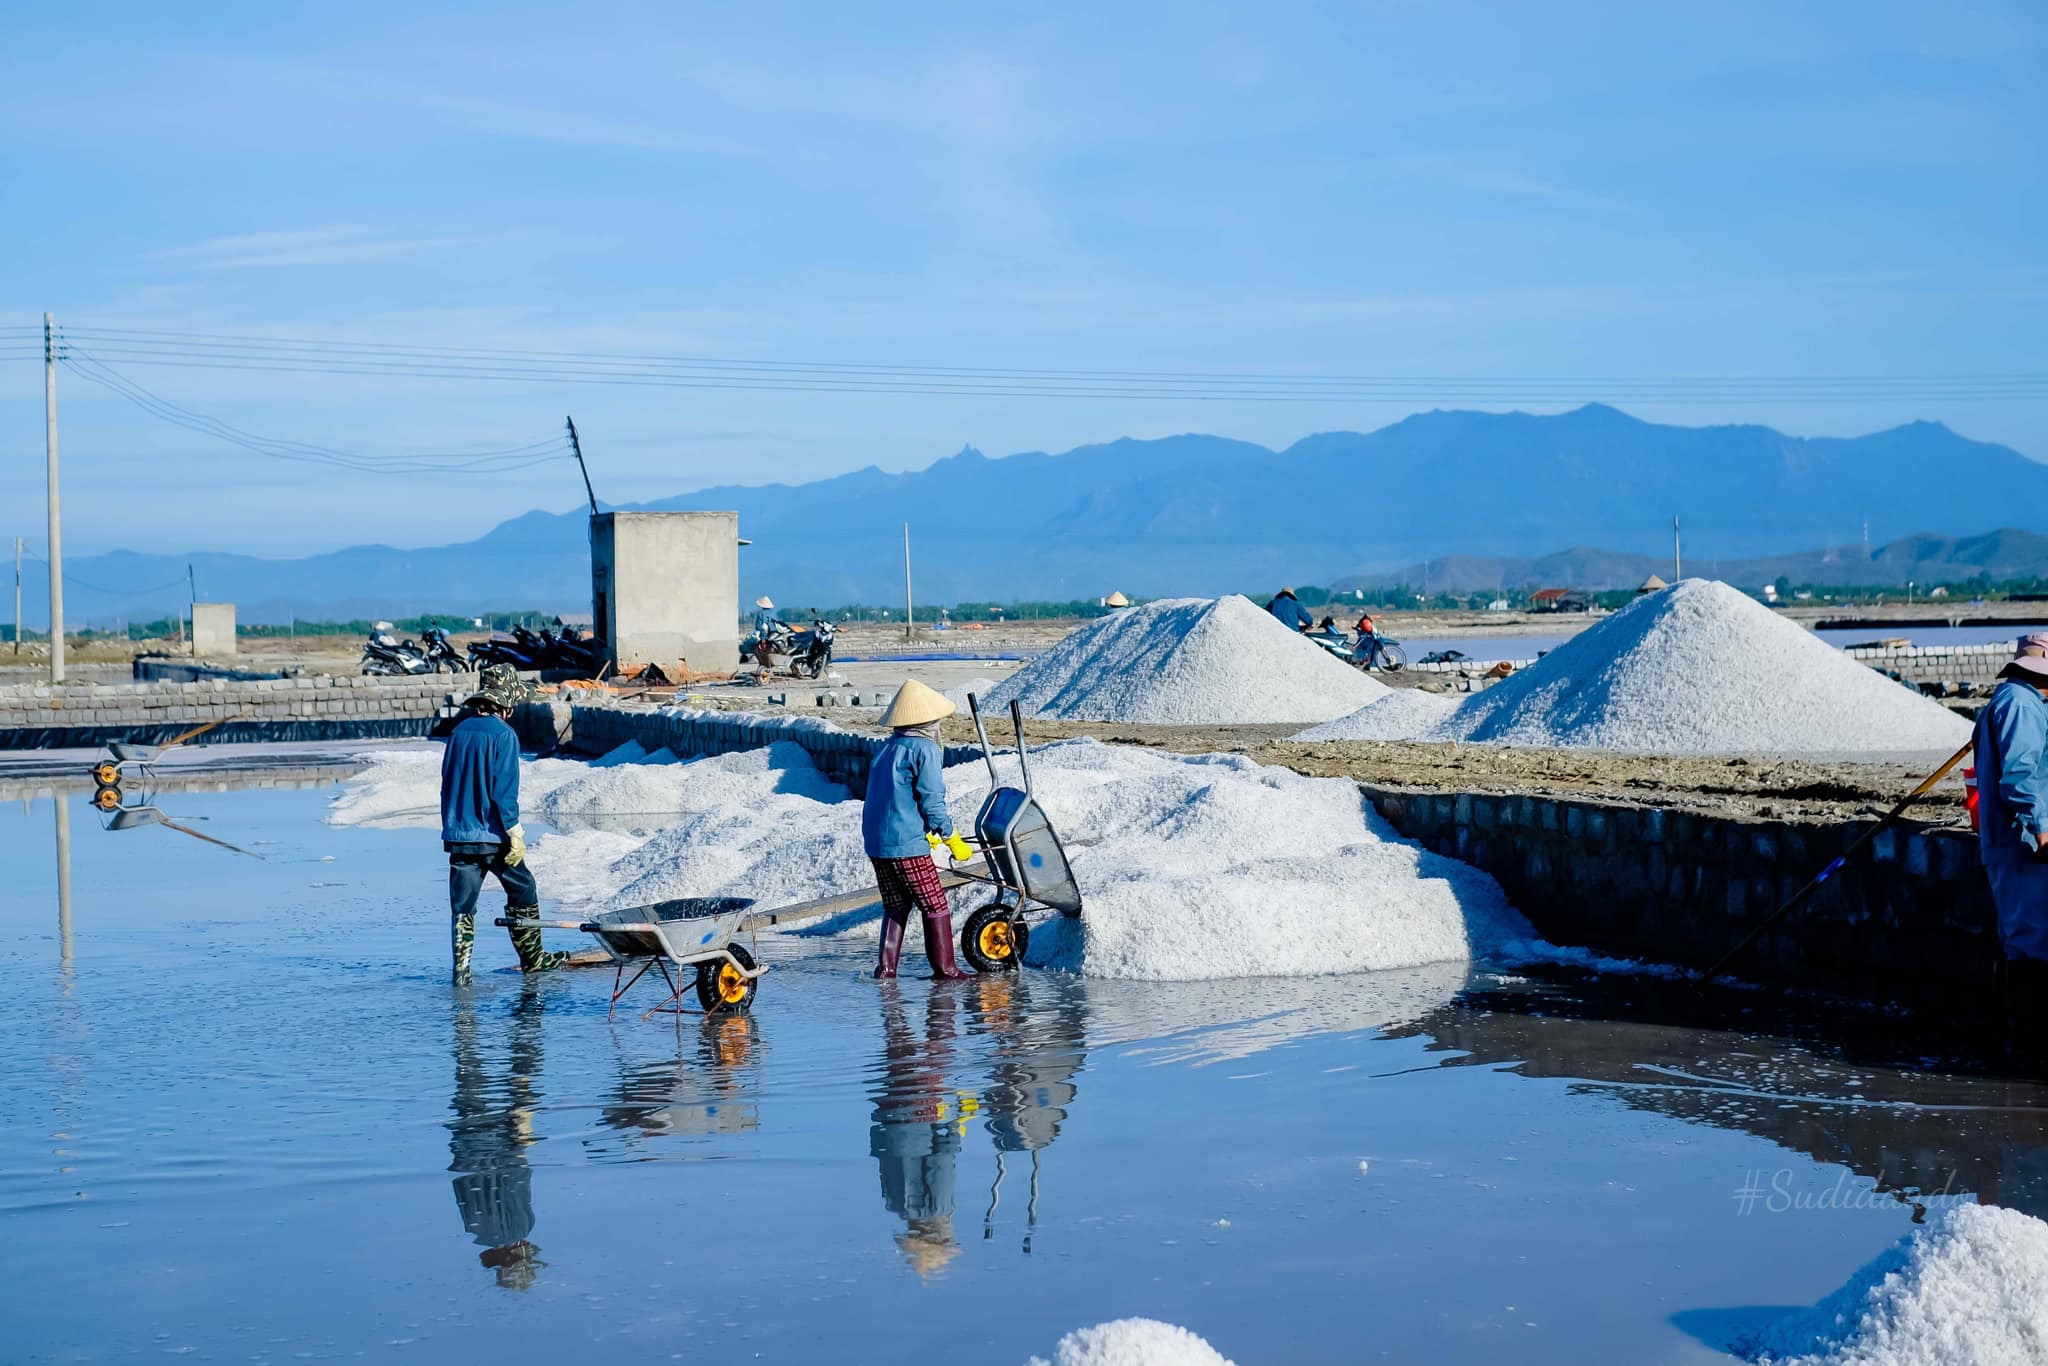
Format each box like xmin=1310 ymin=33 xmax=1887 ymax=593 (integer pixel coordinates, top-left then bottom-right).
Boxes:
xmin=859 ymin=679 xmax=1083 ymax=978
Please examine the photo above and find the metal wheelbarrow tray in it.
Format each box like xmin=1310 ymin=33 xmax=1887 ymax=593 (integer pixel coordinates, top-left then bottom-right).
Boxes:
xmin=499 ymin=896 xmax=765 ymax=1019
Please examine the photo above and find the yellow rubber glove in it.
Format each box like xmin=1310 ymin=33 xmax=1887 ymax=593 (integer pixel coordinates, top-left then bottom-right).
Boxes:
xmin=505 ymin=824 xmax=527 ymax=867
xmin=945 ymin=832 xmax=975 ymax=863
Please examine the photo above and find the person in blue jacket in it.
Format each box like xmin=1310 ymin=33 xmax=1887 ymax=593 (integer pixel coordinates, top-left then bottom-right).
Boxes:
xmin=441 ymin=664 xmax=564 ymax=980
xmin=1979 ymin=635 xmax=2048 ymax=1020
xmin=1266 ymin=587 xmax=1313 ymax=632
xmin=863 ymin=679 xmax=973 ymax=979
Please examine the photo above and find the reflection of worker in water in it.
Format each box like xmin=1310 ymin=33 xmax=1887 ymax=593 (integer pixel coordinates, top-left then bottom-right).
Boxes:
xmin=448 ymin=987 xmax=547 ymax=1290
xmin=870 ymin=984 xmax=969 ymax=1278
xmin=1979 ymin=634 xmax=2048 ymax=1045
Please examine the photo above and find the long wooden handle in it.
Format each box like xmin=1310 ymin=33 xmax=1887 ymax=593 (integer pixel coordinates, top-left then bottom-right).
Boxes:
xmin=1696 ymin=736 xmax=1974 ymax=989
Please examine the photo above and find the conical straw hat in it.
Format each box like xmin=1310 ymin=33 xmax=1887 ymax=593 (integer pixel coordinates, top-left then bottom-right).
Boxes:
xmin=880 ymin=678 xmax=956 ymax=728
xmin=1105 ymin=591 xmax=1129 ymax=607
xmin=754 ymin=595 xmax=775 ymax=609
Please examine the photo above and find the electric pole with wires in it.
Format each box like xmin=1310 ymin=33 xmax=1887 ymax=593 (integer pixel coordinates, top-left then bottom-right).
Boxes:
xmin=44 ymin=313 xmax=65 ymax=682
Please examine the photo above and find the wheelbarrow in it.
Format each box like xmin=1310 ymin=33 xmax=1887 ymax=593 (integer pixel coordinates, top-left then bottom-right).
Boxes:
xmin=497 ymin=896 xmax=765 ymax=1019
xmin=945 ymin=695 xmax=1084 ymax=972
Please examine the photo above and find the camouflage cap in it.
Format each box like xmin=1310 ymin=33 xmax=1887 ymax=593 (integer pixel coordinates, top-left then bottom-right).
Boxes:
xmin=465 ymin=663 xmax=529 ymax=711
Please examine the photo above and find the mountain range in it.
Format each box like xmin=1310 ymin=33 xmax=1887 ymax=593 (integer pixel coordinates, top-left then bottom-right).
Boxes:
xmin=18 ymin=404 xmax=2048 ymax=627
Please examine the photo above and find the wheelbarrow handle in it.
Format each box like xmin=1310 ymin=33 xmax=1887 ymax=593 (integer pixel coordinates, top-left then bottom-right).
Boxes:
xmin=492 ymin=917 xmax=598 ymax=931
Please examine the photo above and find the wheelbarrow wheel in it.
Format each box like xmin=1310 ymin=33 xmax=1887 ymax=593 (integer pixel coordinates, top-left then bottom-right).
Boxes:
xmin=696 ymin=943 xmax=760 ymax=1013
xmin=93 ymin=784 xmax=124 ymax=811
xmin=93 ymin=760 xmax=121 ymax=786
xmin=962 ymin=904 xmax=1027 ymax=973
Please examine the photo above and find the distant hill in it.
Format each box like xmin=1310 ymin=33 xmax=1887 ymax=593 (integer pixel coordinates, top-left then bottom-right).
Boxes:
xmin=16 ymin=405 xmax=2048 ymax=626
xmin=1333 ymin=528 xmax=2048 ymax=594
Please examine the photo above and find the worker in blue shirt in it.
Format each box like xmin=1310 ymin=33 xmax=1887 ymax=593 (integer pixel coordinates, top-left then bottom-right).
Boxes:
xmin=863 ymin=679 xmax=973 ymax=979
xmin=1978 ymin=634 xmax=2048 ymax=1041
xmin=1266 ymin=587 xmax=1313 ymax=632
xmin=441 ymin=664 xmax=564 ymax=979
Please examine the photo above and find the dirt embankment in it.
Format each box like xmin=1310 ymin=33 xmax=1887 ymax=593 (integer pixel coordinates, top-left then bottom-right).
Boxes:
xmin=915 ymin=714 xmax=1966 ymax=826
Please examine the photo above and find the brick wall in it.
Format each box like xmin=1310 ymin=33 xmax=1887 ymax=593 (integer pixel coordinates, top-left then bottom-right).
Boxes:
xmin=1365 ymin=785 xmax=1996 ymax=1011
xmin=0 ymin=674 xmax=464 ymax=748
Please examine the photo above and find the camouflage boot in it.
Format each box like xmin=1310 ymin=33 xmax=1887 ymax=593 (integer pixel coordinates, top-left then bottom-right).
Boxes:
xmin=507 ymin=907 xmax=567 ymax=974
xmin=452 ymin=912 xmax=476 ymax=981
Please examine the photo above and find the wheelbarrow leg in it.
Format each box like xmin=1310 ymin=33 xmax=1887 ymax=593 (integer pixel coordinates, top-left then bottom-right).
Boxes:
xmin=610 ymin=958 xmax=656 ymax=1021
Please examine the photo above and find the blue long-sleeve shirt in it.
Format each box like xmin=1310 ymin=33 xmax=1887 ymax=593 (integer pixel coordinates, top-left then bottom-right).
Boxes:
xmin=441 ymin=714 xmax=522 ymax=846
xmin=1975 ymin=678 xmax=2048 ymax=857
xmin=1267 ymin=595 xmax=1312 ymax=631
xmin=862 ymin=733 xmax=954 ymax=858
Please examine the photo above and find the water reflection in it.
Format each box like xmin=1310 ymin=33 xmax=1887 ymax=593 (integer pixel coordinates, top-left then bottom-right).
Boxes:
xmin=587 ymin=1015 xmax=763 ymax=1158
xmin=448 ymin=987 xmax=548 ymax=1290
xmin=1390 ymin=985 xmax=2048 ymax=1220
xmin=870 ymin=983 xmax=970 ymax=1278
xmin=53 ymin=794 xmax=71 ymax=965
xmin=968 ymin=976 xmax=1088 ymax=1251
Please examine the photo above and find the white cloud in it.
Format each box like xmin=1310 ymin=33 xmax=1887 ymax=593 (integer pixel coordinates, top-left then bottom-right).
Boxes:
xmin=150 ymin=225 xmax=491 ymax=270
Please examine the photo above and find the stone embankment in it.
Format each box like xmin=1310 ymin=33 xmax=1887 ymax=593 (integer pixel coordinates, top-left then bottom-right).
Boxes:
xmin=0 ymin=673 xmax=465 ymax=748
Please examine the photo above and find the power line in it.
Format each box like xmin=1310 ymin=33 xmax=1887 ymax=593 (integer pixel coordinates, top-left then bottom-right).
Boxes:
xmin=18 ymin=545 xmax=189 ymax=596
xmin=40 ymin=323 xmax=2048 ymax=403
xmin=59 ymin=348 xmax=572 ymax=473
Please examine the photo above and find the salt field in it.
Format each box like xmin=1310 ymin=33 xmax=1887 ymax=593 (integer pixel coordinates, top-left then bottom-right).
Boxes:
xmin=7 ymin=753 xmax=2048 ymax=1364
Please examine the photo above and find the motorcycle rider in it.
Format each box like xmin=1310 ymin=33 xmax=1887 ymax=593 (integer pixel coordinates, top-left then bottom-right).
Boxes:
xmin=1266 ymin=587 xmax=1313 ymax=633
xmin=1354 ymin=609 xmax=1386 ymax=670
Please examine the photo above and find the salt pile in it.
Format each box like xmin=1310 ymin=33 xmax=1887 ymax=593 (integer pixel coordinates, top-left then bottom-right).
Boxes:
xmin=1027 ymin=1319 xmax=1235 ymax=1366
xmin=1304 ymin=579 xmax=1971 ymax=754
xmin=1293 ymin=687 xmax=1460 ymax=742
xmin=983 ymin=596 xmax=1387 ymax=725
xmin=331 ymin=735 xmax=1544 ymax=981
xmin=1740 ymin=1202 xmax=2048 ymax=1365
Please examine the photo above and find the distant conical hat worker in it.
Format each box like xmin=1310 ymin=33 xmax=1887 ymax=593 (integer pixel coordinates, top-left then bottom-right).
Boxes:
xmin=754 ymin=595 xmax=776 ymax=610
xmin=864 ymin=678 xmax=970 ymax=980
xmin=1104 ymin=591 xmax=1130 ymax=608
xmin=879 ymin=678 xmax=956 ymax=729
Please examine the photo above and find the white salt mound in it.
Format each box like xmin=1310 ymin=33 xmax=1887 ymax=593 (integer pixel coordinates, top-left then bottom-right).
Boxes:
xmin=1427 ymin=579 xmax=1972 ymax=754
xmin=590 ymin=739 xmax=649 ymax=766
xmin=331 ymin=734 xmax=1543 ymax=981
xmin=984 ymin=596 xmax=1387 ymax=725
xmin=1742 ymin=1202 xmax=2048 ymax=1365
xmin=1294 ymin=687 xmax=1460 ymax=741
xmin=1027 ymin=1319 xmax=1236 ymax=1366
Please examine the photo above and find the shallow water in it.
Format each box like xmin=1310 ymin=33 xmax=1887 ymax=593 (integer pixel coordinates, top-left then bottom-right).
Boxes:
xmin=6 ymin=778 xmax=2047 ymax=1364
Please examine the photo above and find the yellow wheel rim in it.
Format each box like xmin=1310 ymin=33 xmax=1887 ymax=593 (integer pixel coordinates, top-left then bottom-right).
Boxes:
xmin=94 ymin=786 xmax=123 ymax=810
xmin=978 ymin=919 xmax=1015 ymax=959
xmin=93 ymin=763 xmax=120 ymax=785
xmin=716 ymin=964 xmax=749 ymax=1004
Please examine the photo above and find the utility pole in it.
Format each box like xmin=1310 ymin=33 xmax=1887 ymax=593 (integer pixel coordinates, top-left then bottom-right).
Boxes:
xmin=187 ymin=564 xmax=197 ymax=656
xmin=43 ymin=313 xmax=65 ymax=683
xmin=1672 ymin=516 xmax=1682 ymax=582
xmin=566 ymin=417 xmax=598 ymax=517
xmin=12 ymin=537 xmax=20 ymax=655
xmin=903 ymin=523 xmax=914 ymax=642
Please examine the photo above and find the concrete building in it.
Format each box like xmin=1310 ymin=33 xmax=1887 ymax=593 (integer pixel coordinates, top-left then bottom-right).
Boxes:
xmin=590 ymin=511 xmax=739 ymax=676
xmin=191 ymin=602 xmax=237 ymax=657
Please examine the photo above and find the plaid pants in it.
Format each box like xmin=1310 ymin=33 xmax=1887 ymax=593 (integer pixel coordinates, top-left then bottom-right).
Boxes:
xmin=874 ymin=855 xmax=951 ymax=921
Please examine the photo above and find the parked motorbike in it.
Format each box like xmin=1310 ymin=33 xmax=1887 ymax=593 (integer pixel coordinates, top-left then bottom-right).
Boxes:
xmin=361 ymin=630 xmax=434 ymax=676
xmin=468 ymin=621 xmax=609 ymax=675
xmin=419 ymin=626 xmax=467 ymax=673
xmin=743 ymin=616 xmax=836 ymax=679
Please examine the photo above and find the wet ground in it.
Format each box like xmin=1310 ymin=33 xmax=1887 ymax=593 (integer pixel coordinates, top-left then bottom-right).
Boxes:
xmin=6 ymin=773 xmax=2047 ymax=1364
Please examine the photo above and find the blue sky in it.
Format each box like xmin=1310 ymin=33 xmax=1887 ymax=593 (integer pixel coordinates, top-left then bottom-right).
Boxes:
xmin=2 ymin=1 xmax=2043 ymax=555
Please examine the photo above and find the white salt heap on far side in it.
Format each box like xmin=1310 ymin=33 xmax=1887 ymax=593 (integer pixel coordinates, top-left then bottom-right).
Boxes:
xmin=1406 ymin=579 xmax=1968 ymax=754
xmin=984 ymin=596 xmax=1387 ymax=725
xmin=1027 ymin=1319 xmax=1236 ymax=1366
xmin=1740 ymin=1202 xmax=2048 ymax=1365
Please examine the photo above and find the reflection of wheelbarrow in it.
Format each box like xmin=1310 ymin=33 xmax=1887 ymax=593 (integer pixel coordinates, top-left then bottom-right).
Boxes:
xmin=497 ymin=897 xmax=764 ymax=1019
xmin=947 ymin=696 xmax=1084 ymax=973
